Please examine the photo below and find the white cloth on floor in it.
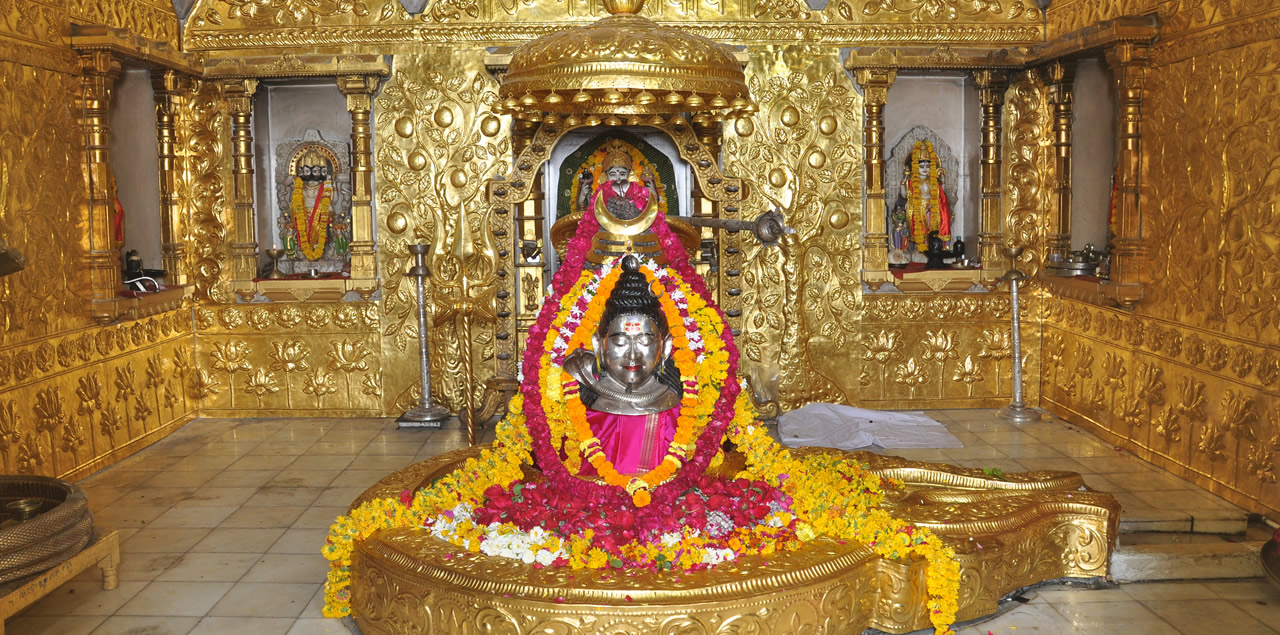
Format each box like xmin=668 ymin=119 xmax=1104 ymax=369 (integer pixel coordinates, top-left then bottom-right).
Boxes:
xmin=777 ymin=403 xmax=964 ymax=450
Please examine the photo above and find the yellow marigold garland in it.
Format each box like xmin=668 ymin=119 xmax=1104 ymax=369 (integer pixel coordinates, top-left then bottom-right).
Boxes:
xmin=291 ymin=177 xmax=332 ymax=261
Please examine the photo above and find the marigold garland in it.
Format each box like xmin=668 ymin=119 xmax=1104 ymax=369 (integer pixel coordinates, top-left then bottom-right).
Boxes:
xmin=292 ymin=177 xmax=331 ymax=261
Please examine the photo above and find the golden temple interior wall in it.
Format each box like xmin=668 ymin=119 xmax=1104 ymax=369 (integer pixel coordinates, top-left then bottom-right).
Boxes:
xmin=0 ymin=1 xmax=198 ymax=481
xmin=1043 ymin=0 xmax=1280 ymax=516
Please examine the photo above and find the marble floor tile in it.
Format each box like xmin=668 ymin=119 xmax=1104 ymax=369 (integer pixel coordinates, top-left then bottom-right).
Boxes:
xmin=115 ymin=581 xmax=234 ymax=617
xmin=73 ymin=551 xmax=183 ymax=583
xmin=990 ymin=443 xmax=1065 ymax=459
xmin=1052 ymin=599 xmax=1181 ymax=633
xmin=203 ymin=470 xmax=281 ymax=488
xmin=268 ymin=528 xmax=331 ymax=554
xmin=1203 ymin=579 xmax=1280 ymax=601
xmin=193 ymin=442 xmax=261 ymax=457
xmin=88 ymin=615 xmax=201 ymax=635
xmin=113 ymin=487 xmax=198 ymax=507
xmin=207 ymin=582 xmax=321 ymax=618
xmin=291 ymin=506 xmax=348 ymax=529
xmin=286 ymin=618 xmax=348 ymax=635
xmin=90 ymin=504 xmax=169 ymax=529
xmin=122 ymin=527 xmax=213 ymax=553
xmin=23 ymin=580 xmax=148 ymax=616
xmin=1141 ymin=599 xmax=1277 ymax=634
xmin=286 ymin=454 xmax=355 ymax=471
xmin=190 ymin=527 xmax=287 ymax=553
xmin=242 ymin=486 xmax=325 ymax=508
xmin=1121 ymin=581 xmax=1218 ymax=601
xmin=155 ymin=552 xmax=261 ymax=583
xmin=218 ymin=505 xmax=307 ymax=529
xmin=227 ymin=454 xmax=300 ymax=471
xmin=954 ymin=601 xmax=1074 ymax=634
xmin=3 ymin=615 xmax=107 ymax=635
xmin=143 ymin=469 xmax=222 ymax=489
xmin=189 ymin=617 xmax=296 ymax=635
xmin=176 ymin=487 xmax=261 ymax=508
xmin=241 ymin=553 xmax=330 ymax=583
xmin=267 ymin=469 xmax=344 ymax=488
xmin=149 ymin=505 xmax=240 ymax=528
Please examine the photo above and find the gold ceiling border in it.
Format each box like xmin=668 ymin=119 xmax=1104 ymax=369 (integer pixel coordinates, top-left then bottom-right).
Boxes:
xmin=185 ymin=23 xmax=1045 ymax=51
xmin=68 ymin=0 xmax=181 ymax=48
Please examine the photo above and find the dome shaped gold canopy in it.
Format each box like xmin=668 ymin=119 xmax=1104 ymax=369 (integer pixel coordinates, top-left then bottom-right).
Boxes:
xmin=496 ymin=0 xmax=754 ymax=122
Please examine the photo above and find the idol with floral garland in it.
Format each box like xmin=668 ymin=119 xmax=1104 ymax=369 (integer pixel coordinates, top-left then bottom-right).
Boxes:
xmin=900 ymin=139 xmax=953 ymax=255
xmin=574 ymin=140 xmax=669 ymax=266
xmin=323 ymin=190 xmax=973 ymax=634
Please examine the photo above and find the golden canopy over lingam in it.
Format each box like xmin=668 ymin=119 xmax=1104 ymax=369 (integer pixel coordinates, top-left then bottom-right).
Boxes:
xmin=495 ymin=0 xmax=755 ymax=124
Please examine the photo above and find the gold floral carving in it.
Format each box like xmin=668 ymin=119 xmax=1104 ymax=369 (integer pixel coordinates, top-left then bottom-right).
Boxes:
xmin=860 ymin=0 xmax=1038 ymax=23
xmin=724 ymin=46 xmax=861 ymax=409
xmin=1001 ymin=69 xmax=1049 ymax=282
xmin=373 ymin=50 xmax=510 ymax=417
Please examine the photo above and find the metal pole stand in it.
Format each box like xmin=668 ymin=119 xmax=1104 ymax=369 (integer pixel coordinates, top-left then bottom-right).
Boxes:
xmin=397 ymin=243 xmax=451 ymax=428
xmin=998 ymin=245 xmax=1041 ymax=424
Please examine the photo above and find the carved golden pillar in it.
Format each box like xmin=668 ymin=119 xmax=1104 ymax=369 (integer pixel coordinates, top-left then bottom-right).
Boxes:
xmin=974 ymin=70 xmax=1009 ymax=287
xmin=153 ymin=70 xmax=191 ymax=286
xmin=853 ymin=69 xmax=896 ymax=290
xmin=78 ymin=51 xmax=122 ymax=320
xmin=338 ymin=75 xmax=384 ymax=298
xmin=1104 ymin=43 xmax=1150 ymax=308
xmin=1045 ymin=61 xmax=1076 ymax=263
xmin=221 ymin=79 xmax=259 ymax=301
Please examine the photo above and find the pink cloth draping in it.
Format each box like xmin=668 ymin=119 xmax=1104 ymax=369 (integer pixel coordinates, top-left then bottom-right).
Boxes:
xmin=580 ymin=407 xmax=679 ymax=476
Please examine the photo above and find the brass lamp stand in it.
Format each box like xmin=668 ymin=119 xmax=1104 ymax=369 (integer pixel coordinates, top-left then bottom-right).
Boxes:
xmin=397 ymin=243 xmax=451 ymax=428
xmin=998 ymin=245 xmax=1040 ymax=423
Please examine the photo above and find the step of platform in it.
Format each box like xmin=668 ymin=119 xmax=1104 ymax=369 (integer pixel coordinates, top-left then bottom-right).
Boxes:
xmin=1111 ymin=540 xmax=1265 ymax=581
xmin=1118 ymin=507 xmax=1250 ymax=534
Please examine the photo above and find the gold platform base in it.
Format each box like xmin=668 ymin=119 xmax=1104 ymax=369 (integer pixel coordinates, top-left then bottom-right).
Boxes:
xmin=348 ymin=448 xmax=1120 ymax=634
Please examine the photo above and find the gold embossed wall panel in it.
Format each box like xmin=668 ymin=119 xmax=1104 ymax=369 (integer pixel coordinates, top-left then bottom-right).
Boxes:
xmin=1041 ymin=4 xmax=1280 ymax=517
xmin=373 ymin=49 xmax=511 ymax=415
xmin=723 ymin=45 xmax=863 ymax=408
xmin=193 ymin=304 xmax=384 ymax=416
xmin=1043 ymin=299 xmax=1280 ymax=516
xmin=854 ymin=294 xmax=1039 ymax=410
xmin=0 ymin=310 xmax=197 ymax=481
xmin=0 ymin=60 xmax=91 ymax=345
xmin=68 ymin=0 xmax=181 ymax=47
xmin=1142 ymin=37 xmax=1280 ymax=345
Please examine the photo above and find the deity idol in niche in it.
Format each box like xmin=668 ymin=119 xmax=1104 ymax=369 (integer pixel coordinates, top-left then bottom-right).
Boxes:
xmin=900 ymin=139 xmax=952 ymax=255
xmin=286 ymin=146 xmax=345 ymax=262
xmin=562 ymin=255 xmax=682 ymax=475
xmin=575 ymin=140 xmax=668 ymax=265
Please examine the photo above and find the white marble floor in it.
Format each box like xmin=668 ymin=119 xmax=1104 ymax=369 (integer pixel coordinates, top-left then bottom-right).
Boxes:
xmin=5 ymin=409 xmax=1277 ymax=635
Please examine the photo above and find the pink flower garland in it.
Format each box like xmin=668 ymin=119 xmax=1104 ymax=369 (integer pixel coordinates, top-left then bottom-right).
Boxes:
xmin=520 ymin=209 xmax=740 ymax=515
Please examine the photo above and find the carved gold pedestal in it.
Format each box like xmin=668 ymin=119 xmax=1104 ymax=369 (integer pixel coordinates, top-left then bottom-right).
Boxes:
xmin=349 ymin=448 xmax=1120 ymax=634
